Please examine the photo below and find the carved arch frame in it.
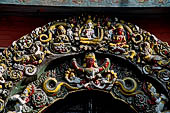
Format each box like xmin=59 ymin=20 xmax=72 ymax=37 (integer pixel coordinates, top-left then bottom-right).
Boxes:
xmin=0 ymin=14 xmax=170 ymax=113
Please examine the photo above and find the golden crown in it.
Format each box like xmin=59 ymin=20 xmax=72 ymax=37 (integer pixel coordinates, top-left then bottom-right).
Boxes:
xmin=85 ymin=53 xmax=96 ymax=59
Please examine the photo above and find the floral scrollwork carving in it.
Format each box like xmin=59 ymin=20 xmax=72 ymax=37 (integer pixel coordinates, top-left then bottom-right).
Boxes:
xmin=25 ymin=65 xmax=37 ymax=76
xmin=9 ymin=70 xmax=23 ymax=80
xmin=32 ymin=89 xmax=48 ymax=108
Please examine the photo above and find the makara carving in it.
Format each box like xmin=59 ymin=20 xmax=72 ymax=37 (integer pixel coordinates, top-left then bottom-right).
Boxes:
xmin=0 ymin=15 xmax=169 ymax=113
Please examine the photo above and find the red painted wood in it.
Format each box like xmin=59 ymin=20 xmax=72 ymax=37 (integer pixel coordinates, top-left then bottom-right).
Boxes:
xmin=0 ymin=15 xmax=169 ymax=48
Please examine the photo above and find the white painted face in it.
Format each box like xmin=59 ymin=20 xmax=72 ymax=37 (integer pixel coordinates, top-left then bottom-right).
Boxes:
xmin=87 ymin=22 xmax=93 ymax=29
xmin=0 ymin=66 xmax=4 ymax=74
xmin=67 ymin=29 xmax=73 ymax=35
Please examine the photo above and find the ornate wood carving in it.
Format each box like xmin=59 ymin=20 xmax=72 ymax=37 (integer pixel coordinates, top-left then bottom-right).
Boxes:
xmin=0 ymin=14 xmax=169 ymax=113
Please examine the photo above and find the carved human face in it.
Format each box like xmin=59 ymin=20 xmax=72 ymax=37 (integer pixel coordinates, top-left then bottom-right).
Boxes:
xmin=87 ymin=22 xmax=93 ymax=29
xmin=58 ymin=25 xmax=66 ymax=35
xmin=0 ymin=66 xmax=4 ymax=74
xmin=61 ymin=28 xmax=66 ymax=34
xmin=86 ymin=58 xmax=95 ymax=68
xmin=117 ymin=28 xmax=124 ymax=35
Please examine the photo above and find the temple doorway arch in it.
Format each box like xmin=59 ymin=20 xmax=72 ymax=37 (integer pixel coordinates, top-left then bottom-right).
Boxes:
xmin=43 ymin=90 xmax=136 ymax=113
xmin=0 ymin=14 xmax=169 ymax=113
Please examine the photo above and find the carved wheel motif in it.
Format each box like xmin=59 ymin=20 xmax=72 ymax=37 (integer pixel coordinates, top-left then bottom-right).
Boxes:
xmin=0 ymin=14 xmax=169 ymax=113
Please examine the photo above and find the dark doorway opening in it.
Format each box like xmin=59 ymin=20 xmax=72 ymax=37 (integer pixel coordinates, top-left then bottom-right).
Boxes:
xmin=43 ymin=90 xmax=136 ymax=113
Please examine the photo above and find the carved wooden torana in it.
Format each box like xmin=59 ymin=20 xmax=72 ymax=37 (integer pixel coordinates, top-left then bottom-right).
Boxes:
xmin=0 ymin=14 xmax=169 ymax=113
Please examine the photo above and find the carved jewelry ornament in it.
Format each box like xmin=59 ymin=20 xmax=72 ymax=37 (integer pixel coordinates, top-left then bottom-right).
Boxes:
xmin=0 ymin=14 xmax=169 ymax=113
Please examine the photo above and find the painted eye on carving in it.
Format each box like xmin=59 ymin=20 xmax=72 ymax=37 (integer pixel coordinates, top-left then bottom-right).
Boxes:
xmin=48 ymin=80 xmax=57 ymax=89
xmin=124 ymin=79 xmax=133 ymax=87
xmin=43 ymin=77 xmax=59 ymax=95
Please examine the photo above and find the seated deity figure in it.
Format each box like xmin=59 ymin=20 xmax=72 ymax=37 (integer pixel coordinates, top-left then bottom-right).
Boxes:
xmin=81 ymin=19 xmax=97 ymax=40
xmin=55 ymin=25 xmax=70 ymax=43
xmin=146 ymin=82 xmax=168 ymax=113
xmin=109 ymin=24 xmax=129 ymax=48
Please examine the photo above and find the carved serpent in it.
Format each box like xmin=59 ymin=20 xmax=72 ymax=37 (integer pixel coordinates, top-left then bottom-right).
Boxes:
xmin=43 ymin=77 xmax=79 ymax=95
xmin=115 ymin=77 xmax=138 ymax=94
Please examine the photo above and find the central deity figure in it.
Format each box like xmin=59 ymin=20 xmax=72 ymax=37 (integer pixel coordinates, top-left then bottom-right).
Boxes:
xmin=72 ymin=53 xmax=109 ymax=78
xmin=69 ymin=53 xmax=117 ymax=90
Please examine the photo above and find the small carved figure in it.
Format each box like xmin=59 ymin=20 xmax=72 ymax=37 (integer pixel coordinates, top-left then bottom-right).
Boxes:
xmin=55 ymin=25 xmax=70 ymax=43
xmin=7 ymin=85 xmax=34 ymax=113
xmin=102 ymin=70 xmax=117 ymax=89
xmin=139 ymin=42 xmax=166 ymax=67
xmin=72 ymin=53 xmax=109 ymax=79
xmin=109 ymin=24 xmax=129 ymax=48
xmin=0 ymin=64 xmax=6 ymax=84
xmin=29 ymin=41 xmax=45 ymax=64
xmin=140 ymin=42 xmax=154 ymax=61
xmin=81 ymin=19 xmax=96 ymax=40
xmin=67 ymin=28 xmax=74 ymax=41
xmin=146 ymin=82 xmax=168 ymax=113
xmin=65 ymin=68 xmax=82 ymax=84
xmin=107 ymin=26 xmax=115 ymax=40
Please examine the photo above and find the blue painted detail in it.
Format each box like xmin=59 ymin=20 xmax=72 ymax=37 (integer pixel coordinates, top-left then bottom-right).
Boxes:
xmin=0 ymin=0 xmax=170 ymax=7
